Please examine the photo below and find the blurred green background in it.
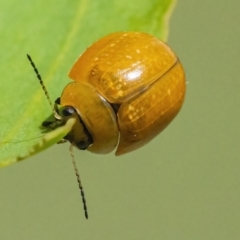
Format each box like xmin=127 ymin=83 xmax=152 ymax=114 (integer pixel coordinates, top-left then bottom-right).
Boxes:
xmin=1 ymin=0 xmax=240 ymax=239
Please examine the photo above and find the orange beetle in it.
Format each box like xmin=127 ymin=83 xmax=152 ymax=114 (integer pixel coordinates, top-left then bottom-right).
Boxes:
xmin=27 ymin=31 xmax=186 ymax=219
xmin=46 ymin=32 xmax=186 ymax=155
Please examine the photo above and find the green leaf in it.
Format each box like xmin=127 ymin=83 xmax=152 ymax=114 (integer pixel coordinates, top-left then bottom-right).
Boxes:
xmin=0 ymin=0 xmax=176 ymax=167
xmin=0 ymin=119 xmax=75 ymax=168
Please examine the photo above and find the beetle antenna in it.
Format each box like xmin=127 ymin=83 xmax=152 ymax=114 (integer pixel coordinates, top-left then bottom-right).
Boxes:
xmin=69 ymin=144 xmax=88 ymax=219
xmin=26 ymin=54 xmax=61 ymax=120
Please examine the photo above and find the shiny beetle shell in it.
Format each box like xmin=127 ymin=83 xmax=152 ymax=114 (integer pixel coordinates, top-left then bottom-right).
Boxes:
xmin=60 ymin=32 xmax=186 ymax=155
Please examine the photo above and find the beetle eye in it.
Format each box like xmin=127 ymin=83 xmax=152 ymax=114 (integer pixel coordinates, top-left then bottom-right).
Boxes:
xmin=77 ymin=140 xmax=91 ymax=150
xmin=62 ymin=106 xmax=75 ymax=116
